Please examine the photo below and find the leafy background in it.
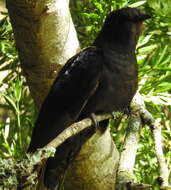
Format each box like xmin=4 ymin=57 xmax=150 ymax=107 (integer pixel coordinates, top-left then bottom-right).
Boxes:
xmin=0 ymin=0 xmax=170 ymax=188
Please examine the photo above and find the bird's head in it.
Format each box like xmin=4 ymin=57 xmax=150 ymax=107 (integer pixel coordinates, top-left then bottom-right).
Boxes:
xmin=94 ymin=7 xmax=151 ymax=50
xmin=106 ymin=7 xmax=151 ymax=36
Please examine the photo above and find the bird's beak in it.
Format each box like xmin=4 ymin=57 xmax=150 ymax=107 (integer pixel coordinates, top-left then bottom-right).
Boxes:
xmin=138 ymin=14 xmax=151 ymax=33
xmin=136 ymin=14 xmax=150 ymax=33
xmin=141 ymin=14 xmax=152 ymax=21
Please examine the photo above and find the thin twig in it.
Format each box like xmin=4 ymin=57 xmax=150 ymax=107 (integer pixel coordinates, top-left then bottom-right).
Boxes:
xmin=116 ymin=93 xmax=145 ymax=189
xmin=139 ymin=94 xmax=170 ymax=189
xmin=45 ymin=114 xmax=113 ymax=149
xmin=0 ymin=114 xmax=114 ymax=190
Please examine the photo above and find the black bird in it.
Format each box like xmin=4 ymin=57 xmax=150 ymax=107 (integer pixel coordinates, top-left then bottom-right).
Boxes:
xmin=28 ymin=7 xmax=151 ymax=189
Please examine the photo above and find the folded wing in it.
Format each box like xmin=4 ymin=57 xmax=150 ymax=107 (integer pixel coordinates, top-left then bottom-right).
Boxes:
xmin=28 ymin=46 xmax=103 ymax=152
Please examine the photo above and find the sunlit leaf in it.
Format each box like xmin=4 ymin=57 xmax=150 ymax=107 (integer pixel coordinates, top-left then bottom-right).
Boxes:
xmin=129 ymin=0 xmax=147 ymax=8
xmin=2 ymin=94 xmax=19 ymax=114
xmin=4 ymin=117 xmax=10 ymax=141
xmin=138 ymin=44 xmax=157 ymax=55
xmin=137 ymin=35 xmax=152 ymax=48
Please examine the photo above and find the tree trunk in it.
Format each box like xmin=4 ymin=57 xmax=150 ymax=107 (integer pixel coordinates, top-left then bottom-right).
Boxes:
xmin=6 ymin=0 xmax=79 ymax=107
xmin=0 ymin=0 xmax=9 ymax=123
xmin=6 ymin=0 xmax=119 ymax=189
xmin=64 ymin=129 xmax=119 ymax=190
xmin=0 ymin=0 xmax=6 ymax=19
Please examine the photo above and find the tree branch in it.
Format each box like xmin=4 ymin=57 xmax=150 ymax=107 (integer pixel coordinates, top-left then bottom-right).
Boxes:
xmin=116 ymin=92 xmax=171 ymax=190
xmin=6 ymin=0 xmax=79 ymax=107
xmin=139 ymin=102 xmax=171 ymax=189
xmin=0 ymin=113 xmax=114 ymax=189
xmin=45 ymin=114 xmax=112 ymax=149
xmin=6 ymin=1 xmax=119 ymax=190
xmin=116 ymin=93 xmax=153 ymax=190
xmin=1 ymin=93 xmax=169 ymax=190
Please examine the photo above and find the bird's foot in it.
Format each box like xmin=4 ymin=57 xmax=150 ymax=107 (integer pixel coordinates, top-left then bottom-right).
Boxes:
xmin=90 ymin=113 xmax=99 ymax=129
xmin=123 ymin=106 xmax=132 ymax=116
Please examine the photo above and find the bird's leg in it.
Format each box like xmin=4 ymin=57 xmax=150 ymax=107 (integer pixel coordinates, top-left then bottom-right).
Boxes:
xmin=123 ymin=106 xmax=132 ymax=117
xmin=90 ymin=113 xmax=99 ymax=129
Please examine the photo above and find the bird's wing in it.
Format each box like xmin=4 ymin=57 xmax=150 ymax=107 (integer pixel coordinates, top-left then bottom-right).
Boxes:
xmin=28 ymin=46 xmax=103 ymax=152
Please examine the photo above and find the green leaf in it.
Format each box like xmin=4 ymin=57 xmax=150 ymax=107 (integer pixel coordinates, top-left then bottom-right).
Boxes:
xmin=155 ymin=45 xmax=168 ymax=66
xmin=94 ymin=2 xmax=103 ymax=13
xmin=155 ymin=67 xmax=171 ymax=71
xmin=14 ymin=80 xmax=23 ymax=102
xmin=2 ymin=94 xmax=19 ymax=114
xmin=129 ymin=0 xmax=147 ymax=8
xmin=137 ymin=35 xmax=152 ymax=48
xmin=4 ymin=118 xmax=10 ymax=141
xmin=138 ymin=44 xmax=157 ymax=55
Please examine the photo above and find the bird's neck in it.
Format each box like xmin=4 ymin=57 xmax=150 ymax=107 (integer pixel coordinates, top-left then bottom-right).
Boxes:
xmin=93 ymin=29 xmax=138 ymax=54
xmin=98 ymin=42 xmax=137 ymax=70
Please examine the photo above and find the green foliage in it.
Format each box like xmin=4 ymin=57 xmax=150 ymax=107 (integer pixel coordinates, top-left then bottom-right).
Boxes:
xmin=71 ymin=0 xmax=171 ymax=188
xmin=135 ymin=127 xmax=160 ymax=188
xmin=0 ymin=16 xmax=35 ymax=157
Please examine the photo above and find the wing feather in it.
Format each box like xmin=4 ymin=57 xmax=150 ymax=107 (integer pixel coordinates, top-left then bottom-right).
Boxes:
xmin=28 ymin=47 xmax=103 ymax=152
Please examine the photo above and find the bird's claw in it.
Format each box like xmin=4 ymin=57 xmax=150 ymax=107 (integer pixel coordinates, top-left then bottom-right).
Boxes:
xmin=123 ymin=106 xmax=132 ymax=116
xmin=90 ymin=113 xmax=99 ymax=129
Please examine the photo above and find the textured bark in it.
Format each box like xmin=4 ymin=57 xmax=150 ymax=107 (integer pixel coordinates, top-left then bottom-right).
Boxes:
xmin=6 ymin=0 xmax=79 ymax=107
xmin=0 ymin=0 xmax=8 ymax=122
xmin=6 ymin=0 xmax=119 ymax=190
xmin=0 ymin=0 xmax=7 ymax=19
xmin=139 ymin=100 xmax=170 ymax=188
xmin=46 ymin=114 xmax=113 ymax=149
xmin=116 ymin=94 xmax=142 ymax=190
xmin=64 ymin=128 xmax=119 ymax=190
xmin=153 ymin=124 xmax=170 ymax=188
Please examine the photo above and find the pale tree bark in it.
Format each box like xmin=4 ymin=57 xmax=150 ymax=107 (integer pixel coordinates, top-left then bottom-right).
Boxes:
xmin=0 ymin=0 xmax=9 ymax=123
xmin=6 ymin=0 xmax=79 ymax=107
xmin=0 ymin=0 xmax=6 ymax=19
xmin=6 ymin=0 xmax=119 ymax=190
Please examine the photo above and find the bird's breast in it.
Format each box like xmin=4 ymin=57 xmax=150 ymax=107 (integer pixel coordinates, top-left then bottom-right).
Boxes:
xmin=79 ymin=52 xmax=138 ymax=118
xmin=100 ymin=66 xmax=136 ymax=110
